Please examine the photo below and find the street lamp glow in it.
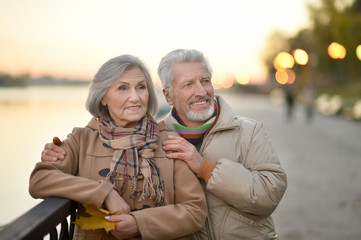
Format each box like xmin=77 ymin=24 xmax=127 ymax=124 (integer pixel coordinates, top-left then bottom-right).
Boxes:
xmin=286 ymin=69 xmax=296 ymax=84
xmin=293 ymin=49 xmax=309 ymax=65
xmin=356 ymin=45 xmax=361 ymax=61
xmin=274 ymin=52 xmax=295 ymax=70
xmin=222 ymin=77 xmax=234 ymax=89
xmin=328 ymin=42 xmax=346 ymax=59
xmin=235 ymin=71 xmax=250 ymax=85
xmin=275 ymin=69 xmax=296 ymax=85
xmin=275 ymin=69 xmax=288 ymax=85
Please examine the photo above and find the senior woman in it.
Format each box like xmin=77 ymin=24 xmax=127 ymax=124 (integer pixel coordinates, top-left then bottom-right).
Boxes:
xmin=29 ymin=55 xmax=207 ymax=240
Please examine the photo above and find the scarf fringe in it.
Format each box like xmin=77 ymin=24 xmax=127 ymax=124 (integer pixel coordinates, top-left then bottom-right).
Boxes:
xmin=106 ymin=171 xmax=164 ymax=204
xmin=140 ymin=178 xmax=164 ymax=205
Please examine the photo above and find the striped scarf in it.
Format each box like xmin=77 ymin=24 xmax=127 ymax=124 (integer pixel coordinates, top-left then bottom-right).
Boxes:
xmin=171 ymin=99 xmax=219 ymax=144
xmin=98 ymin=115 xmax=164 ymax=205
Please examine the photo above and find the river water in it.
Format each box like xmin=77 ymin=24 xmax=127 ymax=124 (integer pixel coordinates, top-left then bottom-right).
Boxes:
xmin=0 ymin=86 xmax=93 ymax=227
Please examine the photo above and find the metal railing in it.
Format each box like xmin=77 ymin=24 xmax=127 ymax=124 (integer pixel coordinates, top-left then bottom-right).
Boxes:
xmin=0 ymin=197 xmax=77 ymax=240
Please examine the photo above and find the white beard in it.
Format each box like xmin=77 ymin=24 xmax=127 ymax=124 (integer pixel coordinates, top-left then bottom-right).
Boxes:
xmin=186 ymin=99 xmax=214 ymax=122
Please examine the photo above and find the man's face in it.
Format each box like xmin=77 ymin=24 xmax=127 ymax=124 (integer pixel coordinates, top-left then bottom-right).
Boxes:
xmin=163 ymin=62 xmax=215 ymax=128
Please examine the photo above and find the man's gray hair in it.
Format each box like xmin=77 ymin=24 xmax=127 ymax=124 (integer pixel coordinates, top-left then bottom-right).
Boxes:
xmin=157 ymin=49 xmax=213 ymax=93
xmin=86 ymin=55 xmax=158 ymax=118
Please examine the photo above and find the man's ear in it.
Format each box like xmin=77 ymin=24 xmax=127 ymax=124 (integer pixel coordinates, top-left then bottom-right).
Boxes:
xmin=162 ymin=89 xmax=174 ymax=106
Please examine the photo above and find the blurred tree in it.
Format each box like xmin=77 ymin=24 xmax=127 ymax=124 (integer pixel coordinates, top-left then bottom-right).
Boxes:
xmin=0 ymin=73 xmax=30 ymax=86
xmin=260 ymin=30 xmax=290 ymax=85
xmin=289 ymin=29 xmax=314 ymax=88
xmin=262 ymin=0 xmax=361 ymax=92
xmin=308 ymin=0 xmax=361 ymax=87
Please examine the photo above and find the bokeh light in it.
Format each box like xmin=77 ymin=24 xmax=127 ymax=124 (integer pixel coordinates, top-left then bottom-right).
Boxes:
xmin=275 ymin=69 xmax=288 ymax=84
xmin=327 ymin=42 xmax=346 ymax=59
xmin=213 ymin=75 xmax=234 ymax=89
xmin=286 ymin=69 xmax=296 ymax=84
xmin=356 ymin=45 xmax=361 ymax=61
xmin=212 ymin=76 xmax=224 ymax=90
xmin=235 ymin=71 xmax=251 ymax=85
xmin=274 ymin=52 xmax=295 ymax=70
xmin=222 ymin=77 xmax=234 ymax=89
xmin=293 ymin=49 xmax=309 ymax=65
xmin=275 ymin=69 xmax=296 ymax=85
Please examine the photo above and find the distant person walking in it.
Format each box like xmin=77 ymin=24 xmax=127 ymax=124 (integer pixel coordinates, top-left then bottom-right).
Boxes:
xmin=284 ymin=85 xmax=295 ymax=121
xmin=302 ymin=86 xmax=315 ymax=123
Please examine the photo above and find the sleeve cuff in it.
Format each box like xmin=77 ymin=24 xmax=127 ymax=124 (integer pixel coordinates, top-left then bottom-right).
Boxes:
xmin=197 ymin=158 xmax=218 ymax=183
xmin=93 ymin=180 xmax=114 ymax=208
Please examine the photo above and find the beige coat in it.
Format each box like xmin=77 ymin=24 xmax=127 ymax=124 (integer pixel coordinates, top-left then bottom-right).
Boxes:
xmin=163 ymin=96 xmax=287 ymax=240
xmin=29 ymin=118 xmax=207 ymax=240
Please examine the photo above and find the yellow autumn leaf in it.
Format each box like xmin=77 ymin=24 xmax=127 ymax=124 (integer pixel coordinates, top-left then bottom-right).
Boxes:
xmin=74 ymin=204 xmax=116 ymax=233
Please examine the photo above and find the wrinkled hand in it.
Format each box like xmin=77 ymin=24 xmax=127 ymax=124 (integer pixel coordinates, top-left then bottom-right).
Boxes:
xmin=41 ymin=137 xmax=66 ymax=162
xmin=104 ymin=190 xmax=130 ymax=215
xmin=162 ymin=134 xmax=203 ymax=174
xmin=105 ymin=214 xmax=140 ymax=239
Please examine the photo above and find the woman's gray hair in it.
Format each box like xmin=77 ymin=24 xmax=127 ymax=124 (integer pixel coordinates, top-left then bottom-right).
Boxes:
xmin=86 ymin=55 xmax=158 ymax=118
xmin=157 ymin=49 xmax=213 ymax=93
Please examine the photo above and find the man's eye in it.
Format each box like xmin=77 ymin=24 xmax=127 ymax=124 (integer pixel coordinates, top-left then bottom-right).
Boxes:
xmin=203 ymin=79 xmax=211 ymax=83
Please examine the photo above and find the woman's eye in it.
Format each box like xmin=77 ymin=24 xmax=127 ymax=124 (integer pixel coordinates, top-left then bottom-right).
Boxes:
xmin=118 ymin=86 xmax=127 ymax=91
xmin=138 ymin=84 xmax=147 ymax=90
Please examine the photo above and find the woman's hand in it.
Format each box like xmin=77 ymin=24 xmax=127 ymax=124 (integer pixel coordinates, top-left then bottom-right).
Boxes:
xmin=105 ymin=214 xmax=140 ymax=239
xmin=104 ymin=190 xmax=130 ymax=215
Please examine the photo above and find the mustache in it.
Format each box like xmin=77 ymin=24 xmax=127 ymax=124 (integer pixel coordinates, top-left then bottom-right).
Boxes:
xmin=187 ymin=95 xmax=213 ymax=105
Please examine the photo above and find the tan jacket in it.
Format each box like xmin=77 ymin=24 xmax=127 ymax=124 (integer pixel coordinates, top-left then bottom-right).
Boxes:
xmin=163 ymin=96 xmax=287 ymax=240
xmin=29 ymin=118 xmax=207 ymax=240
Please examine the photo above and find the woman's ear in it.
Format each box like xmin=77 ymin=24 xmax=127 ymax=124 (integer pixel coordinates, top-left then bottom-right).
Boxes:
xmin=162 ymin=89 xmax=174 ymax=106
xmin=101 ymin=97 xmax=107 ymax=107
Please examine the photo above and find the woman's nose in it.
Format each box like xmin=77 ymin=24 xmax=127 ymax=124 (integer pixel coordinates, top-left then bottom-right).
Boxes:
xmin=129 ymin=89 xmax=140 ymax=101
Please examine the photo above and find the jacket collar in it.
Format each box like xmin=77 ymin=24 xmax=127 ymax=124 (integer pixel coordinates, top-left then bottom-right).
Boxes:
xmin=86 ymin=117 xmax=98 ymax=130
xmin=210 ymin=95 xmax=239 ymax=133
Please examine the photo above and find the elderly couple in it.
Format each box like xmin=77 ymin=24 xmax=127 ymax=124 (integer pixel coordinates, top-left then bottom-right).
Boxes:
xmin=29 ymin=49 xmax=287 ymax=240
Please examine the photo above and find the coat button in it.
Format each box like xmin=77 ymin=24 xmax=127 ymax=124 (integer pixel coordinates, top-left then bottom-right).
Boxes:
xmin=99 ymin=168 xmax=110 ymax=177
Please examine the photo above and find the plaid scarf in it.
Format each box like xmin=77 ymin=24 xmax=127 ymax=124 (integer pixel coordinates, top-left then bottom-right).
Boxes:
xmin=98 ymin=115 xmax=164 ymax=205
xmin=171 ymin=99 xmax=219 ymax=144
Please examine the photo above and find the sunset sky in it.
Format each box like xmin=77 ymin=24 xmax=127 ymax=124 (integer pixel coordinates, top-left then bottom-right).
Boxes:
xmin=0 ymin=0 xmax=311 ymax=85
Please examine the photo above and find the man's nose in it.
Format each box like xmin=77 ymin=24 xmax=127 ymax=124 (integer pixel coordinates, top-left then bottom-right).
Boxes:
xmin=194 ymin=82 xmax=206 ymax=96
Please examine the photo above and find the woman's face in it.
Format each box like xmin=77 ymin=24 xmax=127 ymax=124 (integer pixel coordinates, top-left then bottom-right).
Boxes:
xmin=101 ymin=67 xmax=149 ymax=128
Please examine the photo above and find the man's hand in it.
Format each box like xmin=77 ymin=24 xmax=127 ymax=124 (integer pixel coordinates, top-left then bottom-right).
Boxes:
xmin=105 ymin=214 xmax=140 ymax=239
xmin=41 ymin=137 xmax=66 ymax=162
xmin=162 ymin=134 xmax=203 ymax=174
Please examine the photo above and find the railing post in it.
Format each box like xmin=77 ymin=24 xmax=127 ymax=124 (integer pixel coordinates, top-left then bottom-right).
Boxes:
xmin=0 ymin=197 xmax=77 ymax=240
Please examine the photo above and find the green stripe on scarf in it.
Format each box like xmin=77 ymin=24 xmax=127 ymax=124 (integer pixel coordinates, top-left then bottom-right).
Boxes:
xmin=173 ymin=122 xmax=213 ymax=130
